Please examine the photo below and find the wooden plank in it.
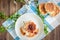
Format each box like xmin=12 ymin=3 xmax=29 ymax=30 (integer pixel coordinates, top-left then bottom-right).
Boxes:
xmin=2 ymin=0 xmax=10 ymax=17
xmin=10 ymin=0 xmax=25 ymax=16
xmin=6 ymin=32 xmax=14 ymax=40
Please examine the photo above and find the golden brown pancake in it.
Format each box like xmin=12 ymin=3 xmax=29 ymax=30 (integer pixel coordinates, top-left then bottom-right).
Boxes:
xmin=49 ymin=5 xmax=60 ymax=16
xmin=39 ymin=2 xmax=60 ymax=16
xmin=39 ymin=3 xmax=47 ymax=15
xmin=45 ymin=2 xmax=60 ymax=16
xmin=20 ymin=27 xmax=26 ymax=35
xmin=45 ymin=2 xmax=55 ymax=12
xmin=20 ymin=21 xmax=39 ymax=37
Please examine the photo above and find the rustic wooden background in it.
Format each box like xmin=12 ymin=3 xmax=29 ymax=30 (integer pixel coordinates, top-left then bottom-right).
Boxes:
xmin=0 ymin=0 xmax=60 ymax=40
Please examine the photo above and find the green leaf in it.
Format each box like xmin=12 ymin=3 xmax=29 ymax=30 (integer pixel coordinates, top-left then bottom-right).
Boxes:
xmin=44 ymin=24 xmax=48 ymax=34
xmin=0 ymin=26 xmax=6 ymax=32
xmin=10 ymin=13 xmax=20 ymax=21
xmin=0 ymin=12 xmax=8 ymax=19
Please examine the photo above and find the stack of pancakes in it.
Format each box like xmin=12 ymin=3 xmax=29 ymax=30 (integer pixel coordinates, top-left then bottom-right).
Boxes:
xmin=39 ymin=2 xmax=60 ymax=16
xmin=20 ymin=21 xmax=39 ymax=37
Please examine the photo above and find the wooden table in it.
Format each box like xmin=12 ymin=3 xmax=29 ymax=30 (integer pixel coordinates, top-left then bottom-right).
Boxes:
xmin=0 ymin=0 xmax=60 ymax=40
